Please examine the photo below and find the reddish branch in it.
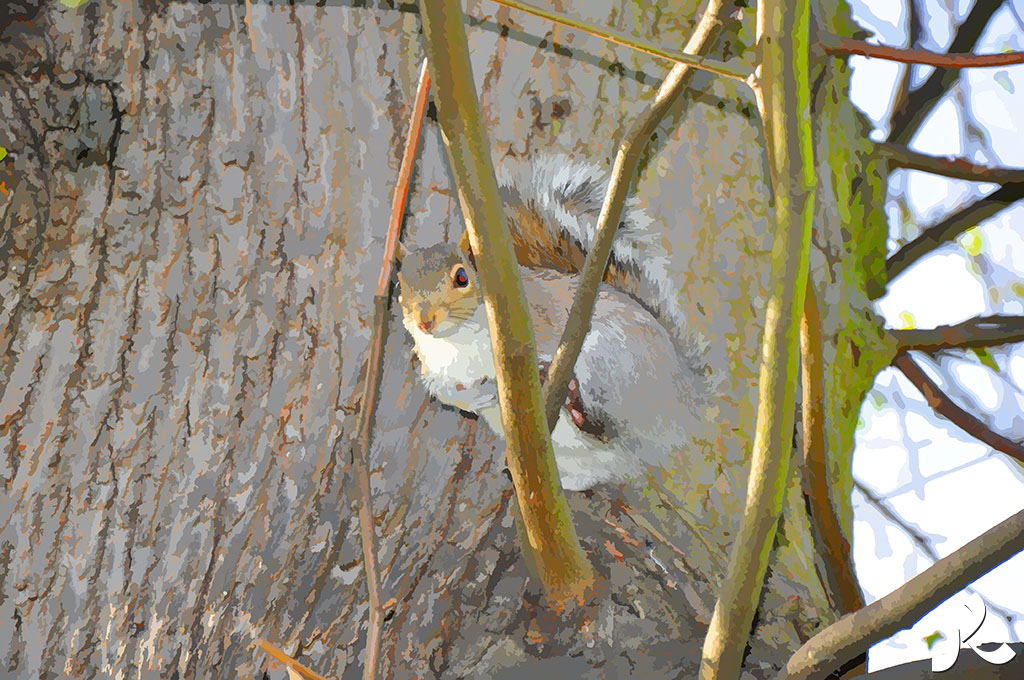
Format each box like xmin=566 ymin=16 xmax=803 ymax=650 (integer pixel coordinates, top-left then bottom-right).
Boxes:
xmin=352 ymin=58 xmax=431 ymax=680
xmin=800 ymin=281 xmax=865 ymax=616
xmin=888 ymin=0 xmax=1003 ymax=145
xmin=824 ymin=35 xmax=1024 ymax=68
xmin=893 ymin=353 xmax=1024 ymax=465
xmin=878 ymin=143 xmax=1024 ymax=185
xmin=892 ymin=315 xmax=1024 ymax=352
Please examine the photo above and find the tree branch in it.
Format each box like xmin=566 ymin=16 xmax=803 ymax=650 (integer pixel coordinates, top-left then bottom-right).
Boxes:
xmin=887 ymin=0 xmax=922 ymax=126
xmin=887 ymin=0 xmax=1002 ymax=145
xmin=892 ymin=315 xmax=1024 ymax=352
xmin=892 ymin=353 xmax=1024 ymax=465
xmin=801 ymin=280 xmax=866 ymax=616
xmin=418 ymin=0 xmax=594 ymax=608
xmin=886 ymin=182 xmax=1024 ymax=282
xmin=822 ymin=35 xmax=1024 ymax=68
xmin=845 ymin=643 xmax=1024 ymax=680
xmin=352 ymin=58 xmax=431 ymax=680
xmin=541 ymin=0 xmax=742 ymax=432
xmin=700 ymin=0 xmax=816 ymax=676
xmin=878 ymin=143 xmax=1024 ymax=185
xmin=485 ymin=0 xmax=752 ymax=82
xmin=776 ymin=506 xmax=1024 ymax=680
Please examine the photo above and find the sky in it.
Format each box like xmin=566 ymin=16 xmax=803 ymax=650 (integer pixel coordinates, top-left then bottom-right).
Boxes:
xmin=845 ymin=0 xmax=1024 ymax=669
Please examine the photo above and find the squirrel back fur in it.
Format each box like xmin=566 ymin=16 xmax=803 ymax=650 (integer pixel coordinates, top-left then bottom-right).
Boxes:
xmin=397 ymin=154 xmax=709 ymax=490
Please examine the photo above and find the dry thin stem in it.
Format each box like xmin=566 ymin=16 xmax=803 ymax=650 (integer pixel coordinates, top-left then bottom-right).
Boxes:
xmin=700 ymin=0 xmax=816 ymax=677
xmin=886 ymin=182 xmax=1024 ymax=281
xmin=878 ymin=142 xmax=1024 ymax=185
xmin=887 ymin=0 xmax=1002 ymax=145
xmin=418 ymin=0 xmax=595 ymax=608
xmin=541 ymin=0 xmax=739 ymax=432
xmin=892 ymin=315 xmax=1024 ymax=352
xmin=893 ymin=353 xmax=1024 ymax=465
xmin=485 ymin=0 xmax=752 ymax=82
xmin=255 ymin=638 xmax=328 ymax=680
xmin=800 ymin=280 xmax=865 ymax=616
xmin=777 ymin=506 xmax=1024 ymax=680
xmin=352 ymin=58 xmax=431 ymax=680
xmin=823 ymin=35 xmax=1024 ymax=68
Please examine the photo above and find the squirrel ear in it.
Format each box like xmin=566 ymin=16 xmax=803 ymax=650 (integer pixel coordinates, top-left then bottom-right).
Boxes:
xmin=394 ymin=240 xmax=407 ymax=265
xmin=458 ymin=230 xmax=477 ymax=269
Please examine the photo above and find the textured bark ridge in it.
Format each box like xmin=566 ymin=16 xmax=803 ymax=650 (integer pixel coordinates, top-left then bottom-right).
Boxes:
xmin=0 ymin=1 xmax=887 ymax=678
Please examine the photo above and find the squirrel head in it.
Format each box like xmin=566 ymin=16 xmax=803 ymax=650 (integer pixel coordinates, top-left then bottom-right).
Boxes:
xmin=395 ymin=231 xmax=482 ymax=338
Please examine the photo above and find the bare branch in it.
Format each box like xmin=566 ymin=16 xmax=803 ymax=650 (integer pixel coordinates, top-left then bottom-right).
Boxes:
xmin=700 ymin=0 xmax=816 ymax=676
xmin=892 ymin=315 xmax=1024 ymax=352
xmin=801 ymin=280 xmax=866 ymax=616
xmin=351 ymin=58 xmax=431 ymax=680
xmin=887 ymin=0 xmax=922 ymax=124
xmin=822 ymin=35 xmax=1024 ymax=68
xmin=886 ymin=182 xmax=1024 ymax=282
xmin=845 ymin=643 xmax=1024 ymax=680
xmin=541 ymin=0 xmax=742 ymax=431
xmin=878 ymin=143 xmax=1024 ymax=185
xmin=418 ymin=0 xmax=595 ymax=607
xmin=887 ymin=0 xmax=1002 ymax=145
xmin=892 ymin=353 xmax=1024 ymax=465
xmin=776 ymin=506 xmax=1024 ymax=680
xmin=485 ymin=0 xmax=752 ymax=82
xmin=255 ymin=638 xmax=328 ymax=680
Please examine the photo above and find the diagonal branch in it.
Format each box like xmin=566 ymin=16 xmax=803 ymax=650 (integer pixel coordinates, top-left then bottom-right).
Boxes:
xmin=893 ymin=353 xmax=1024 ymax=465
xmin=801 ymin=280 xmax=866 ymax=616
xmin=886 ymin=182 xmax=1024 ymax=281
xmin=878 ymin=143 xmax=1024 ymax=185
xmin=887 ymin=0 xmax=1003 ymax=146
xmin=540 ymin=0 xmax=742 ymax=432
xmin=485 ymin=0 xmax=752 ymax=82
xmin=351 ymin=58 xmax=432 ymax=680
xmin=892 ymin=315 xmax=1024 ymax=352
xmin=700 ymin=0 xmax=816 ymax=677
xmin=822 ymin=35 xmax=1024 ymax=68
xmin=776 ymin=506 xmax=1024 ymax=680
xmin=887 ymin=0 xmax=922 ymax=125
xmin=418 ymin=0 xmax=595 ymax=608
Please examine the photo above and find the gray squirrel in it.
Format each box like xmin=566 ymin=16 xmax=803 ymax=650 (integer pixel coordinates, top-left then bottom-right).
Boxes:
xmin=395 ymin=155 xmax=710 ymax=490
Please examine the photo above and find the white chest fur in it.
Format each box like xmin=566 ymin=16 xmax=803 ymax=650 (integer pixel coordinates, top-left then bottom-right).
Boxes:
xmin=405 ymin=316 xmax=497 ymax=411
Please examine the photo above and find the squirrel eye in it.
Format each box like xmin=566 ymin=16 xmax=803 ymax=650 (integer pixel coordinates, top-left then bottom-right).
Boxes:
xmin=453 ymin=267 xmax=469 ymax=288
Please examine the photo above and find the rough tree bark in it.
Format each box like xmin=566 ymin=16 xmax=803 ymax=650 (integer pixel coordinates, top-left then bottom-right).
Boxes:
xmin=0 ymin=0 xmax=889 ymax=678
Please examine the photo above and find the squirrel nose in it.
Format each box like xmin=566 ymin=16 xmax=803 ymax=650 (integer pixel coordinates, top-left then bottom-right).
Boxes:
xmin=417 ymin=317 xmax=434 ymax=332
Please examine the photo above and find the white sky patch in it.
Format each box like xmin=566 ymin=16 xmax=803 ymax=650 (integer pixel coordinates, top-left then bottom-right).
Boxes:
xmin=876 ymin=251 xmax=986 ymax=327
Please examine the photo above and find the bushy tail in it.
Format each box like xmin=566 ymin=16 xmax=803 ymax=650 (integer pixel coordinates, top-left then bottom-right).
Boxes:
xmin=496 ymin=154 xmax=685 ymax=338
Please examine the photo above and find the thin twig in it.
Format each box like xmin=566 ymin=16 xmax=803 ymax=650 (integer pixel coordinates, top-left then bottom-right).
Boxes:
xmin=700 ymin=0 xmax=816 ymax=676
xmin=800 ymin=280 xmax=865 ymax=616
xmin=892 ymin=315 xmax=1024 ymax=352
xmin=419 ymin=0 xmax=595 ymax=608
xmin=886 ymin=182 xmax=1024 ymax=281
xmin=887 ymin=0 xmax=1002 ymax=145
xmin=776 ymin=506 xmax=1024 ymax=680
xmin=887 ymin=0 xmax=921 ymax=126
xmin=352 ymin=58 xmax=431 ymax=680
xmin=485 ymin=0 xmax=752 ymax=82
xmin=255 ymin=638 xmax=328 ymax=680
xmin=541 ymin=0 xmax=740 ymax=432
xmin=892 ymin=353 xmax=1024 ymax=465
xmin=878 ymin=142 xmax=1024 ymax=185
xmin=822 ymin=35 xmax=1024 ymax=68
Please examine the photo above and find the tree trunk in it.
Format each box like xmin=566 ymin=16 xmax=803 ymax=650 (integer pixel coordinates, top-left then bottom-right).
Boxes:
xmin=0 ymin=0 xmax=890 ymax=677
